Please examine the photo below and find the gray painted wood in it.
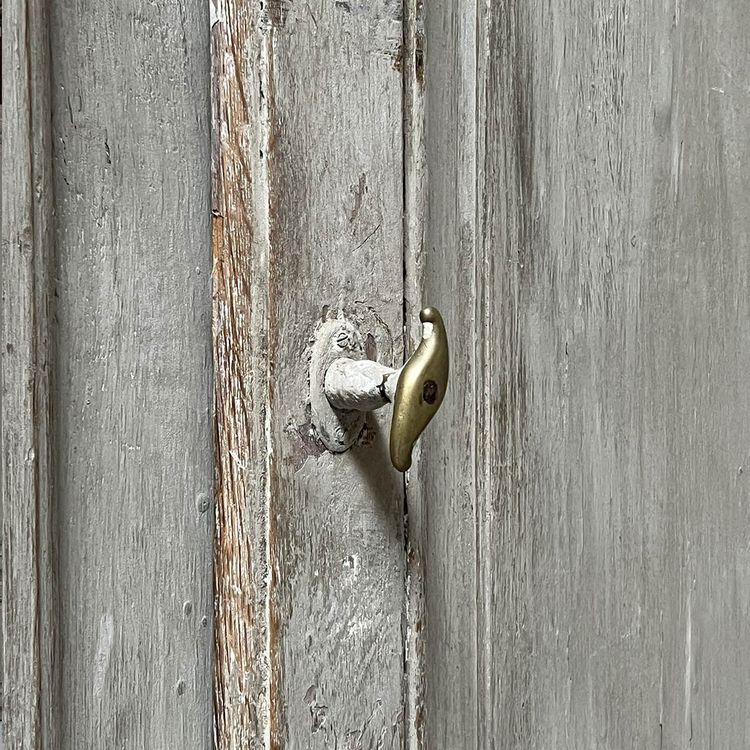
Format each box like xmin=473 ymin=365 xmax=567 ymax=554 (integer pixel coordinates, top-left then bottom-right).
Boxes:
xmin=0 ymin=40 xmax=2 ymax=739
xmin=212 ymin=0 xmax=407 ymax=747
xmin=406 ymin=0 xmax=482 ymax=746
xmin=50 ymin=0 xmax=214 ymax=743
xmin=6 ymin=0 xmax=745 ymax=746
xmin=0 ymin=8 xmax=2 ymax=724
xmin=401 ymin=0 xmax=428 ymax=745
xmin=2 ymin=1 xmax=57 ymax=746
xmin=3 ymin=0 xmax=214 ymax=746
xmin=420 ymin=0 xmax=750 ymax=746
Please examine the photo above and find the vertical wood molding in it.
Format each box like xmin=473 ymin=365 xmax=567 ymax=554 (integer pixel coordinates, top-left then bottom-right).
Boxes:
xmin=213 ymin=0 xmax=407 ymax=747
xmin=417 ymin=0 xmax=482 ymax=745
xmin=211 ymin=0 xmax=273 ymax=745
xmin=475 ymin=2 xmax=531 ymax=742
xmin=402 ymin=0 xmax=427 ymax=746
xmin=1 ymin=0 xmax=58 ymax=746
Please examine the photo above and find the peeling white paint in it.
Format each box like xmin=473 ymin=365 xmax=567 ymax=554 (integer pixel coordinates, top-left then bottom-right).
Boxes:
xmin=92 ymin=613 xmax=114 ymax=699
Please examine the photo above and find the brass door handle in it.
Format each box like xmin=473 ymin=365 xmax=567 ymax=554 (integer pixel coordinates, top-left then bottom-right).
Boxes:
xmin=311 ymin=307 xmax=449 ymax=471
xmin=389 ymin=308 xmax=449 ymax=470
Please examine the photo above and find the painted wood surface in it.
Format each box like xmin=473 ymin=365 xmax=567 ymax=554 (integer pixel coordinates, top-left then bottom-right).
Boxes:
xmin=1 ymin=1 xmax=56 ymax=746
xmin=5 ymin=0 xmax=747 ymax=746
xmin=401 ymin=0 xmax=428 ymax=741
xmin=420 ymin=0 xmax=750 ymax=746
xmin=0 ymin=37 xmax=2 ymax=745
xmin=0 ymin=64 xmax=2 ymax=747
xmin=3 ymin=0 xmax=215 ymax=746
xmin=212 ymin=0 xmax=407 ymax=747
xmin=412 ymin=0 xmax=481 ymax=745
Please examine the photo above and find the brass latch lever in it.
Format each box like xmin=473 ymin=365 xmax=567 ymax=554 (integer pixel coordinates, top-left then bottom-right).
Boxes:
xmin=312 ymin=308 xmax=449 ymax=471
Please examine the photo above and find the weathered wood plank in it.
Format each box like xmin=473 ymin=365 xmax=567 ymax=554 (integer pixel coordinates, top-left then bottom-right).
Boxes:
xmin=1 ymin=1 xmax=57 ymax=746
xmin=212 ymin=0 xmax=273 ymax=746
xmin=479 ymin=1 xmax=750 ymax=744
xmin=266 ymin=2 xmax=407 ymax=733
xmin=411 ymin=0 xmax=482 ymax=746
xmin=268 ymin=23 xmax=408 ymax=748
xmin=0 ymin=43 xmax=2 ymax=740
xmin=214 ymin=0 xmax=407 ymax=747
xmin=402 ymin=0 xmax=428 ymax=744
xmin=44 ymin=0 xmax=214 ymax=745
xmin=422 ymin=0 xmax=750 ymax=746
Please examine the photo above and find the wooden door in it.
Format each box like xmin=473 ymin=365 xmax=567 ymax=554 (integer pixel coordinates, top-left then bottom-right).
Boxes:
xmin=420 ymin=1 xmax=750 ymax=747
xmin=4 ymin=0 xmax=750 ymax=747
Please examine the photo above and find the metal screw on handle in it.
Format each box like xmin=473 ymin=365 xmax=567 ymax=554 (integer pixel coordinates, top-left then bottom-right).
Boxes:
xmin=315 ymin=307 xmax=449 ymax=471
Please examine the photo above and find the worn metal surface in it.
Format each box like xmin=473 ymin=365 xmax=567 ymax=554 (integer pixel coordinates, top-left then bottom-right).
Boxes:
xmin=212 ymin=0 xmax=407 ymax=746
xmin=420 ymin=0 xmax=750 ymax=746
xmin=3 ymin=0 xmax=214 ymax=746
xmin=390 ymin=308 xmax=449 ymax=472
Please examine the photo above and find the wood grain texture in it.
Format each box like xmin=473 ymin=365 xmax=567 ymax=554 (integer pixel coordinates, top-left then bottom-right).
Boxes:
xmin=0 ymin=41 xmax=2 ymax=742
xmin=421 ymin=0 xmax=750 ymax=746
xmin=43 ymin=0 xmax=213 ymax=746
xmin=1 ymin=0 xmax=57 ymax=746
xmin=212 ymin=0 xmax=273 ymax=745
xmin=401 ymin=0 xmax=428 ymax=744
xmin=0 ymin=38 xmax=2 ymax=739
xmin=213 ymin=0 xmax=407 ymax=746
xmin=266 ymin=6 xmax=407 ymax=730
xmin=412 ymin=0 xmax=481 ymax=746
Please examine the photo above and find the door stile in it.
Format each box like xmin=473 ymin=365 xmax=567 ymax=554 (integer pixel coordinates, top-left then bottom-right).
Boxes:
xmin=1 ymin=0 xmax=58 ymax=746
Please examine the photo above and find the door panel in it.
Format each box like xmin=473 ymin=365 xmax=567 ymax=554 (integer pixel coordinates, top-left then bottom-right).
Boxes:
xmin=2 ymin=0 xmax=56 ymax=744
xmin=2 ymin=0 xmax=214 ymax=746
xmin=422 ymin=0 xmax=750 ymax=747
xmin=212 ymin=0 xmax=407 ymax=746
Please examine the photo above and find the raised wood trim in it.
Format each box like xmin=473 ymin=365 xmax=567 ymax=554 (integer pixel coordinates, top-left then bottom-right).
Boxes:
xmin=1 ymin=0 xmax=58 ymax=745
xmin=212 ymin=0 xmax=408 ymax=745
xmin=211 ymin=0 xmax=273 ymax=744
xmin=402 ymin=0 xmax=428 ymax=744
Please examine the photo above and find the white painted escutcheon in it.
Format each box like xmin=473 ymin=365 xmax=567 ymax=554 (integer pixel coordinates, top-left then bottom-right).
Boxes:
xmin=309 ymin=318 xmax=367 ymax=452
